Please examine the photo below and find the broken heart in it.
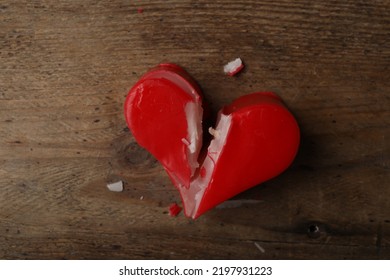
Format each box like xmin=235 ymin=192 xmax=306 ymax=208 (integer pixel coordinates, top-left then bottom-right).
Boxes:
xmin=124 ymin=63 xmax=300 ymax=218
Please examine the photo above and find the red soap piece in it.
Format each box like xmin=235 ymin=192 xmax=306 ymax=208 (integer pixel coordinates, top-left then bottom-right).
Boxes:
xmin=137 ymin=8 xmax=143 ymax=14
xmin=194 ymin=92 xmax=300 ymax=216
xmin=124 ymin=63 xmax=300 ymax=219
xmin=124 ymin=63 xmax=203 ymax=189
xmin=169 ymin=203 xmax=182 ymax=217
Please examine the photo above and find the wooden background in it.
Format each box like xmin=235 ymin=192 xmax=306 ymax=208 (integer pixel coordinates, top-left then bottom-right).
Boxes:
xmin=1 ymin=0 xmax=389 ymax=259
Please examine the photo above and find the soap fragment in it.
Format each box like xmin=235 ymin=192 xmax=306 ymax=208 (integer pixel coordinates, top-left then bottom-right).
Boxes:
xmin=208 ymin=127 xmax=220 ymax=138
xmin=169 ymin=203 xmax=182 ymax=217
xmin=106 ymin=181 xmax=123 ymax=192
xmin=254 ymin=242 xmax=266 ymax=253
xmin=224 ymin=58 xmax=244 ymax=76
xmin=181 ymin=138 xmax=190 ymax=146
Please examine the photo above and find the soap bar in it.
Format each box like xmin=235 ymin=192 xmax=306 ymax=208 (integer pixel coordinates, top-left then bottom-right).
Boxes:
xmin=125 ymin=63 xmax=203 ymax=189
xmin=124 ymin=64 xmax=300 ymax=218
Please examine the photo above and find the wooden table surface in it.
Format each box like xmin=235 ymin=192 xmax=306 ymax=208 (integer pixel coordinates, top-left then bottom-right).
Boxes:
xmin=1 ymin=0 xmax=389 ymax=259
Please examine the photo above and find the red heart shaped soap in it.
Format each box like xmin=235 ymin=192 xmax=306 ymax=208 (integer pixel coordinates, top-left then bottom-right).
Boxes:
xmin=124 ymin=64 xmax=300 ymax=218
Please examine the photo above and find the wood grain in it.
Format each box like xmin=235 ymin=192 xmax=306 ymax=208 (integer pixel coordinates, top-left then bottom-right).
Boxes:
xmin=0 ymin=0 xmax=389 ymax=259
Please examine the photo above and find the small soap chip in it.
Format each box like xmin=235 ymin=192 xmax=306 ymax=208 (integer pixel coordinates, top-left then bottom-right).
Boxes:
xmin=208 ymin=127 xmax=220 ymax=138
xmin=181 ymin=138 xmax=190 ymax=146
xmin=137 ymin=8 xmax=144 ymax=14
xmin=106 ymin=181 xmax=123 ymax=192
xmin=169 ymin=203 xmax=182 ymax=217
xmin=254 ymin=242 xmax=266 ymax=253
xmin=223 ymin=58 xmax=244 ymax=76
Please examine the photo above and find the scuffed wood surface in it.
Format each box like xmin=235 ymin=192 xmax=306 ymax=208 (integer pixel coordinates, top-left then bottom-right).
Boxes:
xmin=0 ymin=0 xmax=389 ymax=259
